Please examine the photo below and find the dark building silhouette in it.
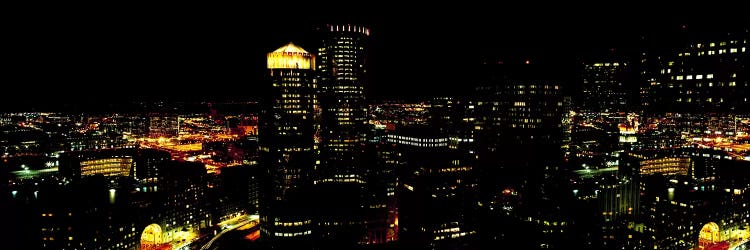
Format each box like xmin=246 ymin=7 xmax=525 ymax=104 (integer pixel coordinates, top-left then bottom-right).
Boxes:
xmin=581 ymin=61 xmax=631 ymax=113
xmin=11 ymin=153 xmax=211 ymax=250
xmin=387 ymin=126 xmax=479 ymax=249
xmin=361 ymin=133 xmax=399 ymax=245
xmin=474 ymin=60 xmax=575 ymax=249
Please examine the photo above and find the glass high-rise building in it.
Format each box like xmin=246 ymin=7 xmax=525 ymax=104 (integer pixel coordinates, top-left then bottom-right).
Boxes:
xmin=316 ymin=24 xmax=370 ymax=180
xmin=259 ymin=43 xmax=317 ymax=242
xmin=313 ymin=24 xmax=371 ymax=247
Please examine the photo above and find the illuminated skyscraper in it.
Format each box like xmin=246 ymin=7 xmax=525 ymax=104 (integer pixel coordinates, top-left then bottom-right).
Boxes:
xmin=314 ymin=24 xmax=371 ymax=246
xmin=259 ymin=43 xmax=317 ymax=243
xmin=316 ymin=24 xmax=370 ymax=180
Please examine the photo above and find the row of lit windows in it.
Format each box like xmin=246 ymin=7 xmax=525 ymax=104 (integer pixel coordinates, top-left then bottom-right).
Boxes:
xmin=274 ymin=230 xmax=312 ymax=237
xmin=679 ymin=47 xmax=745 ymax=56
xmin=512 ymin=85 xmax=560 ymax=90
xmin=81 ymin=162 xmax=131 ymax=176
xmin=591 ymin=62 xmax=624 ymax=67
xmin=694 ymin=41 xmax=743 ymax=48
xmin=676 ymin=97 xmax=728 ymax=103
xmin=436 ymin=166 xmax=472 ymax=173
xmin=386 ymin=135 xmax=449 ymax=143
xmin=674 ymin=74 xmax=714 ymax=80
xmin=332 ymin=85 xmax=361 ymax=90
xmin=274 ymin=83 xmax=304 ymax=88
xmin=315 ymin=177 xmax=365 ymax=184
xmin=434 ymin=231 xmax=475 ymax=240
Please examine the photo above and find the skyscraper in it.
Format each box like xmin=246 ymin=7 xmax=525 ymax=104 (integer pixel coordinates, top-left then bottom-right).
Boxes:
xmin=316 ymin=24 xmax=370 ymax=180
xmin=475 ymin=61 xmax=573 ymax=248
xmin=314 ymin=24 xmax=371 ymax=246
xmin=259 ymin=43 xmax=317 ymax=243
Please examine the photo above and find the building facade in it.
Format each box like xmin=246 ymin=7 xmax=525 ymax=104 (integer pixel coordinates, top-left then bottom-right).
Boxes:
xmin=259 ymin=43 xmax=317 ymax=244
xmin=581 ymin=61 xmax=630 ymax=113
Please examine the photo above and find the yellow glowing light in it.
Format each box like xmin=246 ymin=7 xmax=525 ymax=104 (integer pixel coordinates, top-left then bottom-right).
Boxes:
xmin=267 ymin=43 xmax=315 ymax=69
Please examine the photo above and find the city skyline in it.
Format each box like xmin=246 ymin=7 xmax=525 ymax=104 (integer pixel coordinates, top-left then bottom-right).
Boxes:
xmin=5 ymin=7 xmax=748 ymax=110
xmin=2 ymin=9 xmax=750 ymax=250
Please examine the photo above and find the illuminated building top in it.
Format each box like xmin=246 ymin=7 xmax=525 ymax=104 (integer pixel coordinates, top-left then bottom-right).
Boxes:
xmin=327 ymin=24 xmax=370 ymax=36
xmin=267 ymin=42 xmax=315 ymax=70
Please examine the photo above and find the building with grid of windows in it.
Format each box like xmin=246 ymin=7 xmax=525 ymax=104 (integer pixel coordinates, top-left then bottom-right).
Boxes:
xmin=314 ymin=24 xmax=371 ymax=246
xmin=643 ymin=29 xmax=748 ymax=113
xmin=259 ymin=42 xmax=317 ymax=244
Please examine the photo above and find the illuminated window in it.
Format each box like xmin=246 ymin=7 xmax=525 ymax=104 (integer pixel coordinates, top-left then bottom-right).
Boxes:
xmin=706 ymin=74 xmax=714 ymax=79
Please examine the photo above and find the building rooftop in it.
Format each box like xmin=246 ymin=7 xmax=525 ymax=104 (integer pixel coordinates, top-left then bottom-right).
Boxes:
xmin=272 ymin=42 xmax=310 ymax=54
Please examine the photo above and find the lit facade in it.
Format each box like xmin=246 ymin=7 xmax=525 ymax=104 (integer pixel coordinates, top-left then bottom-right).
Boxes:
xmin=259 ymin=42 xmax=317 ymax=243
xmin=80 ymin=157 xmax=132 ymax=177
xmin=316 ymin=24 xmax=370 ymax=180
xmin=645 ymin=30 xmax=748 ymax=113
xmin=314 ymin=24 xmax=371 ymax=246
xmin=59 ymin=149 xmax=135 ymax=179
xmin=639 ymin=157 xmax=691 ymax=176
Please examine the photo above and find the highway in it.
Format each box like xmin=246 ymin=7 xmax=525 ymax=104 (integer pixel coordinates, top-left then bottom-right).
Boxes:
xmin=200 ymin=215 xmax=259 ymax=250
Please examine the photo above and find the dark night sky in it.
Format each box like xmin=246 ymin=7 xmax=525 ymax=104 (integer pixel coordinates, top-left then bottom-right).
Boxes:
xmin=4 ymin=5 xmax=748 ymax=110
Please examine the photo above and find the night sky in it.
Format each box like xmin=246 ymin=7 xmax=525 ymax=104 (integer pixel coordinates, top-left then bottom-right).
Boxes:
xmin=5 ymin=6 xmax=748 ymax=110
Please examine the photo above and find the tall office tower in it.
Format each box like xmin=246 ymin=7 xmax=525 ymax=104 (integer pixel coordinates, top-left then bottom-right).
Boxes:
xmin=646 ymin=28 xmax=748 ymax=113
xmin=259 ymin=43 xmax=316 ymax=243
xmin=476 ymin=80 xmax=567 ymax=206
xmin=314 ymin=24 xmax=371 ymax=246
xmin=581 ymin=61 xmax=630 ymax=113
xmin=475 ymin=61 xmax=572 ymax=248
xmin=316 ymin=24 xmax=370 ymax=179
